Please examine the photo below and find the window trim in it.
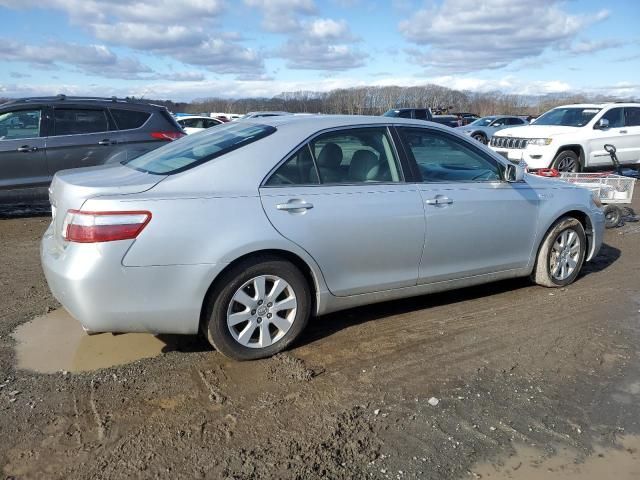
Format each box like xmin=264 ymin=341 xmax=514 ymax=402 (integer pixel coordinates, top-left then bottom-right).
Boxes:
xmin=51 ymin=106 xmax=113 ymax=137
xmin=260 ymin=125 xmax=408 ymax=188
xmin=0 ymin=107 xmax=45 ymax=141
xmin=396 ymin=125 xmax=506 ymax=184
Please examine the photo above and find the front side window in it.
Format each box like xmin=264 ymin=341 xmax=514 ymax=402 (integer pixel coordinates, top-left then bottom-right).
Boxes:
xmin=54 ymin=108 xmax=109 ymax=135
xmin=0 ymin=109 xmax=41 ymax=140
xmin=125 ymin=122 xmax=276 ymax=175
xmin=400 ymin=128 xmax=501 ymax=183
xmin=309 ymin=127 xmax=402 ymax=184
xmin=490 ymin=118 xmax=508 ymax=127
xmin=265 ymin=145 xmax=319 ymax=186
xmin=600 ymin=108 xmax=624 ymax=128
xmin=625 ymin=107 xmax=640 ymax=127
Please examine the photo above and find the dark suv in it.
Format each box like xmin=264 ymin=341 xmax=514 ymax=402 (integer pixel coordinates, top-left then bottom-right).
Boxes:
xmin=0 ymin=95 xmax=184 ymax=205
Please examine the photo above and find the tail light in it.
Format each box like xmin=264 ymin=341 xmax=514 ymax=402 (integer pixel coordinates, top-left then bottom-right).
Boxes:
xmin=151 ymin=131 xmax=185 ymax=141
xmin=536 ymin=168 xmax=560 ymax=177
xmin=62 ymin=210 xmax=151 ymax=243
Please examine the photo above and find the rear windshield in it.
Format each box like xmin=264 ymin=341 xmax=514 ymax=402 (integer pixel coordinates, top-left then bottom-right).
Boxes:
xmin=124 ymin=123 xmax=276 ymax=175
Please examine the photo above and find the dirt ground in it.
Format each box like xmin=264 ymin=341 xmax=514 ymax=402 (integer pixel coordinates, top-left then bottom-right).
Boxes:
xmin=1 ymin=196 xmax=640 ymax=479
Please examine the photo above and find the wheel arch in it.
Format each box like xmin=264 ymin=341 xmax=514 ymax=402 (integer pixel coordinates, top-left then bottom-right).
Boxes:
xmin=532 ymin=208 xmax=593 ymax=271
xmin=199 ymin=248 xmax=321 ymax=333
xmin=553 ymin=145 xmax=585 ymax=169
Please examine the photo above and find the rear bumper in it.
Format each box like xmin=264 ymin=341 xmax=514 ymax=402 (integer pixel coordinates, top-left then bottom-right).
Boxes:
xmin=40 ymin=224 xmax=221 ymax=335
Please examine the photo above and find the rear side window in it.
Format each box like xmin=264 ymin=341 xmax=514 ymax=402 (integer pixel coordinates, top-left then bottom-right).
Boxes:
xmin=625 ymin=107 xmax=640 ymax=127
xmin=265 ymin=145 xmax=319 ymax=186
xmin=110 ymin=108 xmax=150 ymax=130
xmin=125 ymin=123 xmax=276 ymax=175
xmin=54 ymin=109 xmax=109 ymax=135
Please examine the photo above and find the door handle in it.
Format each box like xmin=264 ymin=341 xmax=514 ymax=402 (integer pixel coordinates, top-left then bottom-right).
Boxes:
xmin=98 ymin=139 xmax=113 ymax=146
xmin=425 ymin=196 xmax=453 ymax=206
xmin=619 ymin=130 xmax=628 ymax=134
xmin=276 ymin=200 xmax=314 ymax=212
xmin=17 ymin=145 xmax=38 ymax=153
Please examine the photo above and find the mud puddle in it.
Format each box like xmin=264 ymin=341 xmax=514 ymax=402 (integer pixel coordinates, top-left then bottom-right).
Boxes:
xmin=11 ymin=309 xmax=166 ymax=373
xmin=472 ymin=435 xmax=640 ymax=479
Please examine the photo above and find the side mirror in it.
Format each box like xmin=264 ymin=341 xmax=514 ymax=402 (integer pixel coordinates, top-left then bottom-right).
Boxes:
xmin=596 ymin=118 xmax=609 ymax=129
xmin=604 ymin=144 xmax=616 ymax=154
xmin=505 ymin=162 xmax=525 ymax=182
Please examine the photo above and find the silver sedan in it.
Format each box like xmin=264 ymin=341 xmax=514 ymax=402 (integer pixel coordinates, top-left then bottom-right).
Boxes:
xmin=41 ymin=115 xmax=605 ymax=360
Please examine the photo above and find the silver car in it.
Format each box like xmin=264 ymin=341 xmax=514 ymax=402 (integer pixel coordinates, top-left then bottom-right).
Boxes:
xmin=41 ymin=115 xmax=605 ymax=360
xmin=457 ymin=115 xmax=528 ymax=144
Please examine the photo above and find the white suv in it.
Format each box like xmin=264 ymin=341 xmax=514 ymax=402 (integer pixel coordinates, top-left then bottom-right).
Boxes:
xmin=489 ymin=103 xmax=640 ymax=172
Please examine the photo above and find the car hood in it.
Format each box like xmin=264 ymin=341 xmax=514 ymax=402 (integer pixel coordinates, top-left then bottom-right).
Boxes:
xmin=494 ymin=125 xmax=577 ymax=138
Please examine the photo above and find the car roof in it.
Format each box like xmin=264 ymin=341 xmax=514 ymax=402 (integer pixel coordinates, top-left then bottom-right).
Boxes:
xmin=553 ymin=103 xmax=639 ymax=109
xmin=176 ymin=115 xmax=218 ymax=120
xmin=240 ymin=114 xmax=450 ymax=137
xmin=0 ymin=95 xmax=163 ymax=111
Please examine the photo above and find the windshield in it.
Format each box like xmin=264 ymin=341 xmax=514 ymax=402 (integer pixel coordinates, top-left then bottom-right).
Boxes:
xmin=124 ymin=122 xmax=276 ymax=175
xmin=468 ymin=117 xmax=495 ymax=127
xmin=534 ymin=107 xmax=601 ymax=127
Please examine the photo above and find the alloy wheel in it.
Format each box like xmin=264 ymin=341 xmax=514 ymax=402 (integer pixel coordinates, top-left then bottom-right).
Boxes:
xmin=226 ymin=275 xmax=297 ymax=348
xmin=549 ymin=229 xmax=581 ymax=281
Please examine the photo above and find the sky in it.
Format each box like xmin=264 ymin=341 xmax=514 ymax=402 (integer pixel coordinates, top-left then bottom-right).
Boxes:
xmin=0 ymin=0 xmax=638 ymax=101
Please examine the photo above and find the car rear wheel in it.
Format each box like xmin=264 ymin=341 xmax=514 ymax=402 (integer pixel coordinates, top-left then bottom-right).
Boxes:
xmin=204 ymin=256 xmax=311 ymax=360
xmin=552 ymin=150 xmax=580 ymax=172
xmin=532 ymin=217 xmax=586 ymax=287
xmin=472 ymin=133 xmax=488 ymax=144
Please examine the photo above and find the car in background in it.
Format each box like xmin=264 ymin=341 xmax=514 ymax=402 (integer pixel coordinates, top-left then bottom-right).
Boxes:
xmin=452 ymin=112 xmax=480 ymax=126
xmin=176 ymin=115 xmax=224 ymax=135
xmin=382 ymin=108 xmax=433 ymax=121
xmin=490 ymin=103 xmax=640 ymax=172
xmin=42 ymin=115 xmax=604 ymax=361
xmin=0 ymin=95 xmax=185 ymax=205
xmin=241 ymin=111 xmax=292 ymax=119
xmin=457 ymin=115 xmax=528 ymax=144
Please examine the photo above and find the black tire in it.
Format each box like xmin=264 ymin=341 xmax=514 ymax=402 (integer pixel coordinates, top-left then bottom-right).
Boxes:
xmin=472 ymin=132 xmax=488 ymax=144
xmin=552 ymin=150 xmax=581 ymax=172
xmin=532 ymin=217 xmax=586 ymax=288
xmin=204 ymin=255 xmax=311 ymax=361
xmin=603 ymin=205 xmax=621 ymax=229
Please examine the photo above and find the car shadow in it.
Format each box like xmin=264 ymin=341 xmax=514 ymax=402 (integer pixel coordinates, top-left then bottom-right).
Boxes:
xmin=0 ymin=204 xmax=51 ymax=219
xmin=134 ymin=242 xmax=622 ymax=355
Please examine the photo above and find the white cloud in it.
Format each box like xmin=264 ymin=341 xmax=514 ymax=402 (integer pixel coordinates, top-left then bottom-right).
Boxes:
xmin=307 ymin=18 xmax=350 ymax=40
xmin=399 ymin=0 xmax=610 ymax=73
xmin=244 ymin=0 xmax=316 ymax=32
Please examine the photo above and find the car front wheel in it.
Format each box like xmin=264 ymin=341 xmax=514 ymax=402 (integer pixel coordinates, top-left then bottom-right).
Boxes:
xmin=204 ymin=256 xmax=311 ymax=360
xmin=532 ymin=217 xmax=586 ymax=287
xmin=552 ymin=150 xmax=581 ymax=172
xmin=472 ymin=133 xmax=488 ymax=144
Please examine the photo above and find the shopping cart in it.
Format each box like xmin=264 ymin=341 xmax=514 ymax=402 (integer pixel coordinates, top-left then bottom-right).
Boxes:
xmin=558 ymin=171 xmax=635 ymax=228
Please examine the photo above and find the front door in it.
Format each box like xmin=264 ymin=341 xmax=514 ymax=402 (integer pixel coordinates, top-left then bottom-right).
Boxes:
xmin=588 ymin=108 xmax=630 ymax=167
xmin=0 ymin=107 xmax=48 ymax=202
xmin=260 ymin=126 xmax=425 ymax=297
xmin=397 ymin=127 xmax=540 ymax=284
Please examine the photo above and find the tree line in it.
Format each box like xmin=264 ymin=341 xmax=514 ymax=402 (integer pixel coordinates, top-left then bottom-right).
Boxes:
xmin=151 ymin=84 xmax=633 ymax=117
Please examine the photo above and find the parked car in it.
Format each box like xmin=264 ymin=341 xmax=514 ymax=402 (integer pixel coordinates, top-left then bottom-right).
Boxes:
xmin=489 ymin=103 xmax=640 ymax=172
xmin=457 ymin=115 xmax=528 ymax=144
xmin=432 ymin=115 xmax=459 ymax=128
xmin=176 ymin=115 xmax=224 ymax=134
xmin=382 ymin=108 xmax=433 ymax=121
xmin=42 ymin=115 xmax=604 ymax=360
xmin=0 ymin=95 xmax=185 ymax=205
xmin=452 ymin=112 xmax=480 ymax=126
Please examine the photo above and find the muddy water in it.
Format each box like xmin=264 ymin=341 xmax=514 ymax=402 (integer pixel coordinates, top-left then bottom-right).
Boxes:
xmin=472 ymin=435 xmax=640 ymax=479
xmin=12 ymin=309 xmax=166 ymax=373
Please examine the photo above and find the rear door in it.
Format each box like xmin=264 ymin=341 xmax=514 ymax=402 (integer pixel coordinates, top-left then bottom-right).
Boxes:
xmin=0 ymin=106 xmax=48 ymax=201
xmin=397 ymin=126 xmax=540 ymax=284
xmin=260 ymin=126 xmax=425 ymax=296
xmin=46 ymin=105 xmax=122 ymax=175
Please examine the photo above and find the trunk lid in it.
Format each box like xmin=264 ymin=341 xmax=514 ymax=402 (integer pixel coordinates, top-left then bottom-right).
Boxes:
xmin=49 ymin=163 xmax=165 ymax=245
